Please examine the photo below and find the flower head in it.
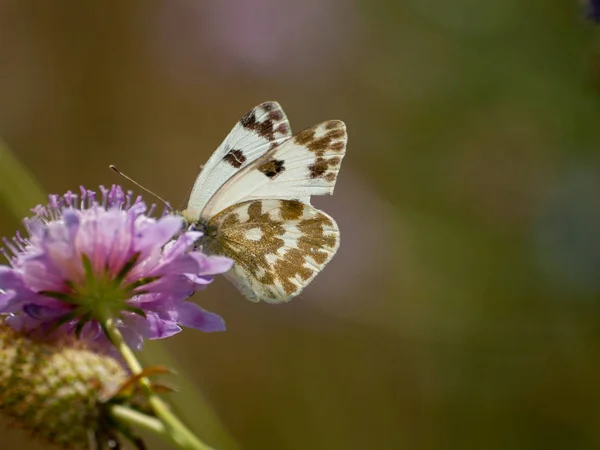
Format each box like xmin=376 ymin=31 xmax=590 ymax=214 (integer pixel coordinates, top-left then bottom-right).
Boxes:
xmin=0 ymin=186 xmax=233 ymax=349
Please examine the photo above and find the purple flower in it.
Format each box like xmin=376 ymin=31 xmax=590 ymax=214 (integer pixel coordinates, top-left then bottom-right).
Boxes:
xmin=586 ymin=0 xmax=600 ymax=21
xmin=0 ymin=186 xmax=233 ymax=349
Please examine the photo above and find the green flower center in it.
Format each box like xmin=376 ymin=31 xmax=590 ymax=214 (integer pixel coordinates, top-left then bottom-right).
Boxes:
xmin=40 ymin=253 xmax=155 ymax=336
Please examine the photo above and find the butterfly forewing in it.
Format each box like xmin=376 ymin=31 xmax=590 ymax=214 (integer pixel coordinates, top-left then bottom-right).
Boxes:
xmin=199 ymin=120 xmax=347 ymax=220
xmin=201 ymin=199 xmax=340 ymax=303
xmin=185 ymin=101 xmax=291 ymax=221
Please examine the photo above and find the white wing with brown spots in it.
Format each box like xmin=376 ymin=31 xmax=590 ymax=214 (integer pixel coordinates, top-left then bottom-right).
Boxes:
xmin=185 ymin=101 xmax=291 ymax=221
xmin=199 ymin=120 xmax=347 ymax=220
xmin=200 ymin=199 xmax=340 ymax=303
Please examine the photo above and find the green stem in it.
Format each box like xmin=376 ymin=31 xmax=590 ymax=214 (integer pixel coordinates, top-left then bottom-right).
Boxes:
xmin=109 ymin=404 xmax=176 ymax=445
xmin=103 ymin=318 xmax=214 ymax=450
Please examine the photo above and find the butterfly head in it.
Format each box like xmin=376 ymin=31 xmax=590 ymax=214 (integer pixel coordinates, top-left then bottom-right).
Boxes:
xmin=181 ymin=208 xmax=201 ymax=225
xmin=185 ymin=215 xmax=221 ymax=254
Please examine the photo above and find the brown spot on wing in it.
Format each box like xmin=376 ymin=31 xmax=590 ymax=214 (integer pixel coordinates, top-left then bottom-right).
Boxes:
xmin=247 ymin=200 xmax=263 ymax=219
xmin=268 ymin=109 xmax=284 ymax=121
xmin=308 ymin=156 xmax=342 ymax=180
xmin=331 ymin=141 xmax=345 ymax=152
xmin=280 ymin=200 xmax=304 ymax=220
xmin=328 ymin=129 xmax=346 ymax=141
xmin=222 ymin=148 xmax=246 ymax=168
xmin=294 ymin=126 xmax=316 ymax=147
xmin=258 ymin=159 xmax=286 ymax=179
xmin=296 ymin=212 xmax=336 ymax=265
xmin=309 ymin=158 xmax=328 ymax=179
xmin=240 ymin=110 xmax=256 ymax=127
xmin=276 ymin=123 xmax=290 ymax=135
xmin=271 ymin=249 xmax=314 ymax=294
xmin=240 ymin=108 xmax=282 ymax=141
xmin=293 ymin=122 xmax=346 ymax=156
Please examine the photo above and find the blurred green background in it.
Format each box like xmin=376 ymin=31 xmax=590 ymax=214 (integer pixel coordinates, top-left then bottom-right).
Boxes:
xmin=1 ymin=1 xmax=600 ymax=449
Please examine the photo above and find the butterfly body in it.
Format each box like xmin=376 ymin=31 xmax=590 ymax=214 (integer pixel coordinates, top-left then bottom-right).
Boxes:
xmin=184 ymin=102 xmax=346 ymax=303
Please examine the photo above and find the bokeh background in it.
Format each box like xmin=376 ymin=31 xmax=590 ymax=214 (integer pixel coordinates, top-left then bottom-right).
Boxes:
xmin=1 ymin=1 xmax=600 ymax=449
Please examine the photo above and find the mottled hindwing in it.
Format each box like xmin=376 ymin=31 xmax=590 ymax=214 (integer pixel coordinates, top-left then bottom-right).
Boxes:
xmin=201 ymin=199 xmax=340 ymax=303
xmin=200 ymin=120 xmax=347 ymax=219
xmin=186 ymin=101 xmax=291 ymax=221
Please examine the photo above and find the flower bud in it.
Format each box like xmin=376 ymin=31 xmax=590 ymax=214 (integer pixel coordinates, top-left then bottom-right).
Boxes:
xmin=0 ymin=324 xmax=128 ymax=448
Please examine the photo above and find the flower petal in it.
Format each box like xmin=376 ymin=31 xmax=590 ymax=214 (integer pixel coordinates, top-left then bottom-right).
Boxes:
xmin=191 ymin=253 xmax=234 ymax=275
xmin=172 ymin=302 xmax=226 ymax=332
xmin=0 ymin=289 xmax=16 ymax=310
xmin=136 ymin=274 xmax=195 ymax=297
xmin=123 ymin=312 xmax=182 ymax=340
xmin=134 ymin=215 xmax=183 ymax=255
xmin=0 ymin=266 xmax=24 ymax=290
xmin=20 ymin=259 xmax=67 ymax=292
xmin=150 ymin=254 xmax=202 ymax=278
xmin=119 ymin=325 xmax=145 ymax=351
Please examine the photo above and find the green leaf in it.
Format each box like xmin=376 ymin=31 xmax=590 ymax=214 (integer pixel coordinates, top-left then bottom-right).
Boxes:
xmin=0 ymin=139 xmax=46 ymax=219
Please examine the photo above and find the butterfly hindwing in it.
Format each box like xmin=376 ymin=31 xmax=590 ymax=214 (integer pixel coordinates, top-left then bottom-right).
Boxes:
xmin=186 ymin=101 xmax=291 ymax=220
xmin=199 ymin=120 xmax=347 ymax=219
xmin=200 ymin=199 xmax=340 ymax=303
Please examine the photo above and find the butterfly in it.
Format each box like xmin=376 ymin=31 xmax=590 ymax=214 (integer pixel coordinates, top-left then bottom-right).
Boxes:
xmin=182 ymin=102 xmax=347 ymax=303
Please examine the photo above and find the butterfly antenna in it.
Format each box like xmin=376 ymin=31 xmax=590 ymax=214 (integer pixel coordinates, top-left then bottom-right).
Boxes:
xmin=109 ymin=165 xmax=172 ymax=210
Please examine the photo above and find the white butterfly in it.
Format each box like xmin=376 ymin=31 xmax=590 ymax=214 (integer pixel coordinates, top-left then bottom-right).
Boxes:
xmin=182 ymin=102 xmax=347 ymax=303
